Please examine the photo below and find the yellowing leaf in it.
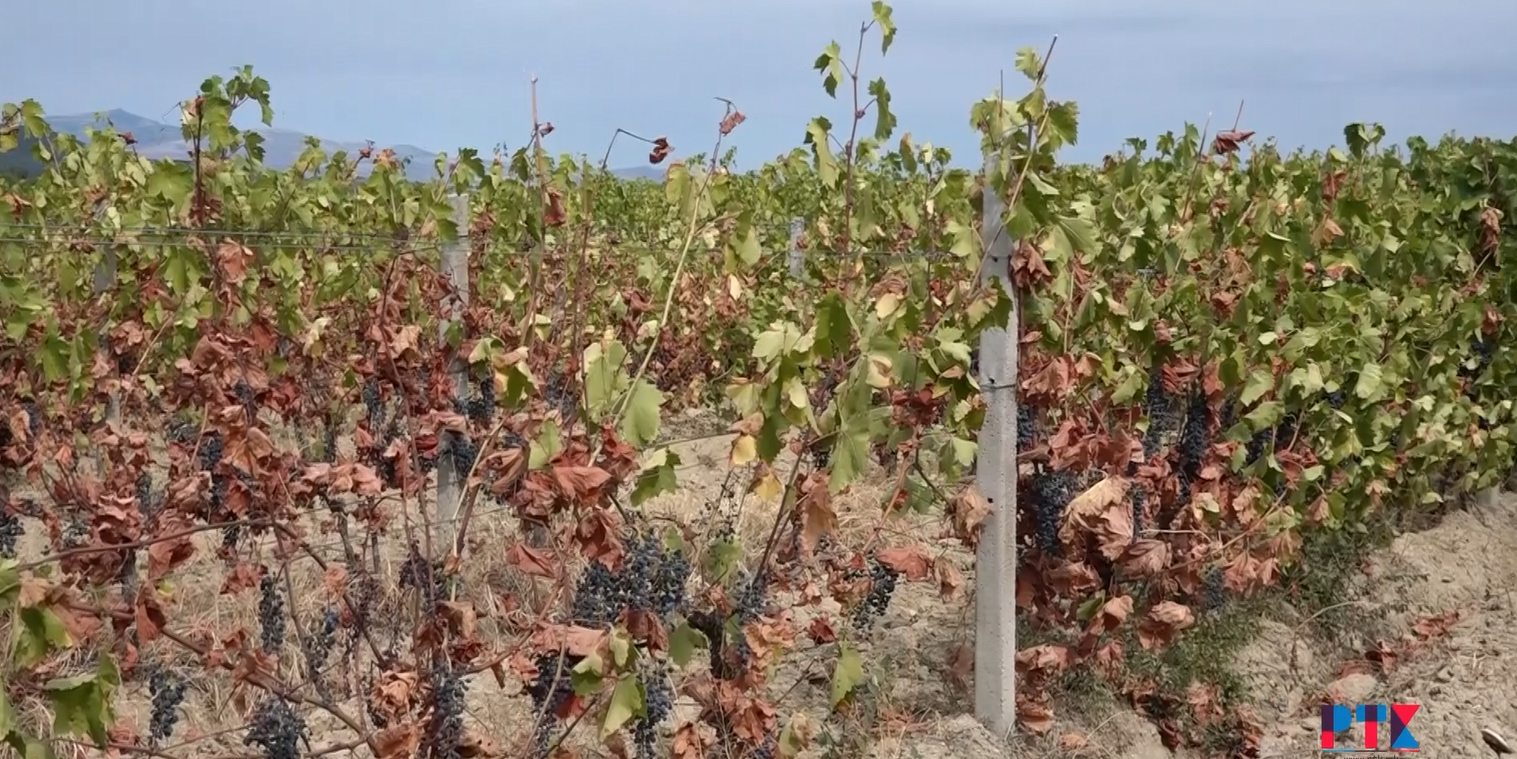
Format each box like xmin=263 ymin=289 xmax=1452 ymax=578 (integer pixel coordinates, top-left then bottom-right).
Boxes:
xmin=752 ymin=469 xmax=783 ymax=502
xmin=785 ymin=376 xmax=811 ymax=412
xmin=731 ymin=435 xmax=758 ymax=467
xmin=865 ymin=353 xmax=893 ymax=388
xmin=300 ymin=316 xmax=330 ymax=355
xmin=874 ymin=291 xmax=903 ymax=319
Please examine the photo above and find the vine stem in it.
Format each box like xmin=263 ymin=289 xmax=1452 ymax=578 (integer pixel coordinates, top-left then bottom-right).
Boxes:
xmin=524 ymin=73 xmax=550 ymax=351
xmin=608 ymin=101 xmax=741 ymax=432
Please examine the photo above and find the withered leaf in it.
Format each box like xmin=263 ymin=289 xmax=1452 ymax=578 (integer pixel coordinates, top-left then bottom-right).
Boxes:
xmin=1137 ymin=601 xmax=1195 ymax=651
xmin=1058 ymin=476 xmax=1131 ymax=559
xmin=947 ymin=486 xmax=991 ymax=550
xmin=1016 ymin=700 xmax=1055 ymax=733
xmin=505 ymin=543 xmax=558 ymax=578
xmin=1118 ymin=539 xmax=1171 ymax=577
xmin=1014 ymin=644 xmax=1071 ymax=675
xmin=876 ymin=545 xmax=933 ymax=581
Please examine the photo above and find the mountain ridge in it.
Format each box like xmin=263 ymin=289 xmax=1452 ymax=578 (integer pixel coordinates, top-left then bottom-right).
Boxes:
xmin=1 ymin=109 xmax=665 ymax=181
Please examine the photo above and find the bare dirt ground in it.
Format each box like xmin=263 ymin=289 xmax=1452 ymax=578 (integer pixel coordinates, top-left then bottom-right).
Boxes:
xmin=10 ymin=407 xmax=1517 ymax=759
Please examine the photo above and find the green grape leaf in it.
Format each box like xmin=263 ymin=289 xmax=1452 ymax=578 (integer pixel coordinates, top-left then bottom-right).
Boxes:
xmin=829 ymin=642 xmax=866 ymax=708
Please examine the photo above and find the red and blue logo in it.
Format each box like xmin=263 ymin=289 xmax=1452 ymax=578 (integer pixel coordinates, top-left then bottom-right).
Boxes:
xmin=1321 ymin=703 xmax=1420 ymax=752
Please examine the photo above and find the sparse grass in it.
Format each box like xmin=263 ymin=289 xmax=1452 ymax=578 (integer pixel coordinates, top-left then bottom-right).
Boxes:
xmin=1124 ymin=598 xmax=1267 ymax=706
xmin=1278 ymin=501 xmax=1426 ymax=654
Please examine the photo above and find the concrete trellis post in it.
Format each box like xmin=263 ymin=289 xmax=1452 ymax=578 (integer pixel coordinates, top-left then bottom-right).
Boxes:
xmin=436 ymin=194 xmax=471 ymax=543
xmin=787 ymin=217 xmax=805 ymax=280
xmin=973 ymin=152 xmax=1021 ymax=737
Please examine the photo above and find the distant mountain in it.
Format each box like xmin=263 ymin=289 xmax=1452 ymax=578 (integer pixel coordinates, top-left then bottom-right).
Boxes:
xmin=0 ymin=109 xmax=660 ymax=182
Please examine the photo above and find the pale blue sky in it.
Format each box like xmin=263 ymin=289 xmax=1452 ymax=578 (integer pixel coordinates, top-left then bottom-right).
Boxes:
xmin=4 ymin=0 xmax=1515 ymax=168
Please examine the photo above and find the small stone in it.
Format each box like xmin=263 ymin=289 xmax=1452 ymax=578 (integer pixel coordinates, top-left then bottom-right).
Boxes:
xmin=1328 ymin=673 xmax=1378 ymax=703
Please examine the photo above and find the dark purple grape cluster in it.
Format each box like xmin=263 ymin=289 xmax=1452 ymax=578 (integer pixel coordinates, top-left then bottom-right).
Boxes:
xmin=731 ymin=570 xmax=771 ymax=667
xmin=167 ymin=418 xmax=196 ymax=445
xmin=1201 ymin=565 xmax=1227 ymax=611
xmin=526 ymin=652 xmax=578 ymax=758
xmin=148 ymin=667 xmax=188 ymax=743
xmin=361 ymin=668 xmax=389 ymax=729
xmin=633 ymin=660 xmax=673 ymax=758
xmin=302 ymin=605 xmax=339 ymax=676
xmin=572 ymin=531 xmax=691 ymax=627
xmin=257 ymin=573 xmax=286 ymax=653
xmin=19 ymin=399 xmax=40 ymax=440
xmin=1130 ymin=488 xmax=1147 ymax=540
xmin=543 ymin=372 xmax=579 ymax=422
xmin=233 ymin=380 xmax=257 ymax=422
xmin=466 ymin=375 xmax=496 ymax=423
xmin=198 ymin=433 xmax=224 ymax=471
xmin=425 ymin=661 xmax=467 ymax=759
xmin=135 ymin=473 xmax=161 ymax=525
xmin=1273 ymin=411 xmax=1298 ymax=451
xmin=1028 ymin=468 xmax=1075 ymax=557
xmin=733 ymin=571 xmax=770 ymax=627
xmin=220 ymin=520 xmax=240 ymax=552
xmin=361 ymin=378 xmax=384 ymax=429
xmin=1325 ymin=389 xmax=1347 ymax=410
xmin=1219 ymin=395 xmax=1239 ymax=429
xmin=750 ymin=734 xmax=778 ymax=759
xmin=650 ymin=540 xmax=692 ymax=621
xmin=62 ymin=515 xmax=89 ymax=550
xmin=1140 ymin=367 xmax=1175 ymax=460
xmin=115 ymin=348 xmax=137 ymax=375
xmin=1462 ymin=336 xmax=1497 ymax=380
xmin=571 ymin=560 xmax=627 ymax=628
xmin=1178 ymin=388 xmax=1209 ymax=473
xmin=811 ymin=441 xmax=831 ymax=470
xmin=1164 ymin=386 xmax=1210 ymax=527
xmin=851 ymin=558 xmax=899 ymax=630
xmin=118 ymin=547 xmax=140 ymax=597
xmin=199 ymin=432 xmax=232 ymax=528
xmin=1244 ymin=427 xmax=1270 ymax=466
xmin=244 ymin=696 xmax=305 ymax=759
xmin=445 ymin=431 xmax=479 ymax=477
xmin=813 ymin=366 xmax=843 ymax=409
xmin=1016 ymin=404 xmax=1037 ymax=454
xmin=0 ymin=507 xmax=20 ymax=558
xmin=399 ymin=542 xmax=454 ymax=608
xmin=622 ymin=532 xmax=659 ymax=612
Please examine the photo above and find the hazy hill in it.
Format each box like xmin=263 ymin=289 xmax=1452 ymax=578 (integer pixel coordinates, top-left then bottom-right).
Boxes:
xmin=0 ymin=109 xmax=661 ymax=182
